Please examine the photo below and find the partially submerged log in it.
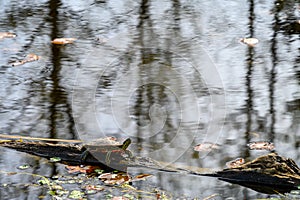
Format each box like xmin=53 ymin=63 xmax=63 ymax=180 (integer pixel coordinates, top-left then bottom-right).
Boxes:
xmin=0 ymin=140 xmax=130 ymax=172
xmin=1 ymin=138 xmax=300 ymax=194
xmin=213 ymin=153 xmax=300 ymax=194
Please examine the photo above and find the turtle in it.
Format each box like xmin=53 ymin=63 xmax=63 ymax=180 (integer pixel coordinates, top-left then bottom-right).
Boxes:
xmin=80 ymin=137 xmax=132 ymax=166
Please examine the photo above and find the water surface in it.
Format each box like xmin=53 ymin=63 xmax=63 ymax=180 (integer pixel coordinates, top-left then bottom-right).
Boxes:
xmin=0 ymin=0 xmax=299 ymax=199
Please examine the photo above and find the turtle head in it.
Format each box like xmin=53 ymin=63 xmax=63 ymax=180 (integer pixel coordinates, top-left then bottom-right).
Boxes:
xmin=121 ymin=138 xmax=131 ymax=150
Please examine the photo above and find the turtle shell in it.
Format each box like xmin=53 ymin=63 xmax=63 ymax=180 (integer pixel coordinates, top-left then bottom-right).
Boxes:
xmin=79 ymin=137 xmax=132 ymax=172
xmin=82 ymin=137 xmax=131 ymax=152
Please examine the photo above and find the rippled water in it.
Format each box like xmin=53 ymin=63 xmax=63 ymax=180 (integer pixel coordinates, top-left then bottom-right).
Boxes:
xmin=0 ymin=0 xmax=299 ymax=199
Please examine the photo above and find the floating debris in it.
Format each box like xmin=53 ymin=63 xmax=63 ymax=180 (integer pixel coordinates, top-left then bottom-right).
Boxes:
xmin=11 ymin=53 xmax=40 ymax=66
xmin=51 ymin=38 xmax=76 ymax=45
xmin=95 ymin=37 xmax=107 ymax=44
xmin=247 ymin=141 xmax=275 ymax=151
xmin=98 ymin=172 xmax=152 ymax=185
xmin=0 ymin=32 xmax=16 ymax=39
xmin=50 ymin=157 xmax=61 ymax=162
xmin=226 ymin=158 xmax=245 ymax=168
xmin=132 ymin=174 xmax=153 ymax=181
xmin=112 ymin=196 xmax=130 ymax=200
xmin=98 ymin=172 xmax=130 ymax=185
xmin=84 ymin=185 xmax=104 ymax=192
xmin=194 ymin=142 xmax=220 ymax=152
xmin=68 ymin=190 xmax=84 ymax=199
xmin=17 ymin=164 xmax=31 ymax=170
xmin=66 ymin=165 xmax=101 ymax=174
xmin=240 ymin=37 xmax=259 ymax=47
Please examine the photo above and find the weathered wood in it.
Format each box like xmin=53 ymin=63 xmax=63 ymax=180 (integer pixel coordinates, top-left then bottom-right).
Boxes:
xmin=213 ymin=153 xmax=300 ymax=194
xmin=0 ymin=140 xmax=129 ymax=171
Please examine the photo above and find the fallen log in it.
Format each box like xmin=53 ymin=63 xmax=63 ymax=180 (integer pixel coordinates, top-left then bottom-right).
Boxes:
xmin=1 ymin=137 xmax=300 ymax=194
xmin=0 ymin=139 xmax=130 ymax=172
xmin=213 ymin=153 xmax=300 ymax=194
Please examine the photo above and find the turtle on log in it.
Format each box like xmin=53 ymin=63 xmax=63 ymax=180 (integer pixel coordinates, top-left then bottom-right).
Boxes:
xmin=79 ymin=137 xmax=132 ymax=169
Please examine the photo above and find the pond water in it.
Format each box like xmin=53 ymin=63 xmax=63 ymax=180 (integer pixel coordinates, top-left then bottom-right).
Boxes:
xmin=0 ymin=0 xmax=299 ymax=199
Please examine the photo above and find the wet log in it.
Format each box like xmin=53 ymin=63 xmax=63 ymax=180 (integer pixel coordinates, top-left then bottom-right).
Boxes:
xmin=200 ymin=153 xmax=300 ymax=194
xmin=1 ymin=138 xmax=300 ymax=194
xmin=0 ymin=140 xmax=129 ymax=172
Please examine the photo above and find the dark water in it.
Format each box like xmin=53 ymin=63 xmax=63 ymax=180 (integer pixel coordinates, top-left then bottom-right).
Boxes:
xmin=0 ymin=0 xmax=299 ymax=199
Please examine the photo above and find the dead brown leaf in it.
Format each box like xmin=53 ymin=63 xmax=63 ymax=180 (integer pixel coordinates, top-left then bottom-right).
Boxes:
xmin=240 ymin=37 xmax=259 ymax=47
xmin=194 ymin=142 xmax=220 ymax=152
xmin=11 ymin=53 xmax=40 ymax=66
xmin=0 ymin=32 xmax=16 ymax=39
xmin=99 ymin=172 xmax=130 ymax=185
xmin=226 ymin=158 xmax=245 ymax=168
xmin=66 ymin=165 xmax=100 ymax=174
xmin=132 ymin=174 xmax=153 ymax=181
xmin=51 ymin=38 xmax=76 ymax=45
xmin=84 ymin=185 xmax=104 ymax=191
xmin=248 ymin=141 xmax=275 ymax=150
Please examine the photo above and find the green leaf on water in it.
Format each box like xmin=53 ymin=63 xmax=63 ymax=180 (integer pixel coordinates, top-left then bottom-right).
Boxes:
xmin=95 ymin=169 xmax=104 ymax=174
xmin=56 ymin=190 xmax=69 ymax=196
xmin=17 ymin=164 xmax=31 ymax=170
xmin=50 ymin=157 xmax=61 ymax=162
xmin=38 ymin=179 xmax=49 ymax=185
xmin=86 ymin=190 xmax=97 ymax=195
xmin=47 ymin=190 xmax=56 ymax=196
xmin=124 ymin=194 xmax=134 ymax=199
xmin=68 ymin=190 xmax=84 ymax=199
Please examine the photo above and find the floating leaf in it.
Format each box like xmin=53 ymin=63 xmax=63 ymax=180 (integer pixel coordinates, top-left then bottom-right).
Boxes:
xmin=38 ymin=179 xmax=49 ymax=185
xmin=99 ymin=172 xmax=130 ymax=185
xmin=17 ymin=164 xmax=31 ymax=170
xmin=123 ymin=194 xmax=134 ymax=199
xmin=7 ymin=172 xmax=17 ymax=175
xmin=47 ymin=190 xmax=56 ymax=196
xmin=194 ymin=142 xmax=220 ymax=152
xmin=85 ymin=189 xmax=97 ymax=195
xmin=11 ymin=53 xmax=40 ymax=66
xmin=132 ymin=174 xmax=152 ymax=181
xmin=51 ymin=184 xmax=63 ymax=190
xmin=50 ymin=157 xmax=61 ymax=162
xmin=240 ymin=38 xmax=259 ymax=47
xmin=94 ymin=169 xmax=104 ymax=174
xmin=247 ymin=141 xmax=275 ymax=150
xmin=66 ymin=165 xmax=101 ymax=174
xmin=112 ymin=196 xmax=129 ymax=200
xmin=94 ymin=37 xmax=107 ymax=44
xmin=67 ymin=180 xmax=76 ymax=184
xmin=68 ymin=190 xmax=84 ymax=199
xmin=56 ymin=190 xmax=69 ymax=196
xmin=84 ymin=185 xmax=104 ymax=192
xmin=51 ymin=38 xmax=76 ymax=45
xmin=0 ymin=32 xmax=16 ymax=39
xmin=26 ymin=53 xmax=40 ymax=61
xmin=98 ymin=172 xmax=117 ymax=179
xmin=226 ymin=158 xmax=245 ymax=168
